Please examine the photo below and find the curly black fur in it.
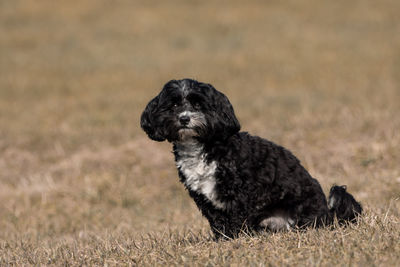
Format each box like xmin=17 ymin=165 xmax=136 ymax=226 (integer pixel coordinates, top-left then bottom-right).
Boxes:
xmin=141 ymin=78 xmax=362 ymax=239
xmin=328 ymin=185 xmax=362 ymax=223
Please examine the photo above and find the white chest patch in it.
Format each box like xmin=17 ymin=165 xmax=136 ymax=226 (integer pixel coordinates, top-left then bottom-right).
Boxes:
xmin=175 ymin=141 xmax=225 ymax=210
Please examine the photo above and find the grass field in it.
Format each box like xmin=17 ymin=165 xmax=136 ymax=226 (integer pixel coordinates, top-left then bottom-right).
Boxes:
xmin=1 ymin=0 xmax=399 ymax=265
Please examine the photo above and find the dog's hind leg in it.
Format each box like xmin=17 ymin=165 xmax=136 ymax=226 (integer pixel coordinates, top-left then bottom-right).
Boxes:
xmin=259 ymin=216 xmax=293 ymax=231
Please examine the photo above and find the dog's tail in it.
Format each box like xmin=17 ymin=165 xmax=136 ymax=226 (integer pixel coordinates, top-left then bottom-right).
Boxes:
xmin=327 ymin=185 xmax=362 ymax=223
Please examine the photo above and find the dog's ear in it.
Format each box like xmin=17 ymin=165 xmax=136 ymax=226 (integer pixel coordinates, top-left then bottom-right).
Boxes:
xmin=140 ymin=95 xmax=166 ymax=142
xmin=206 ymin=84 xmax=241 ymax=140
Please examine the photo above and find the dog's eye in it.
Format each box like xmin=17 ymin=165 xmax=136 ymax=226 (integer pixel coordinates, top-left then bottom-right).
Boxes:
xmin=193 ymin=102 xmax=201 ymax=109
xmin=173 ymin=103 xmax=178 ymax=108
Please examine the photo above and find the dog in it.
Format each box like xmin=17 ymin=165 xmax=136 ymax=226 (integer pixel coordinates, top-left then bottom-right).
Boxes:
xmin=140 ymin=78 xmax=362 ymax=239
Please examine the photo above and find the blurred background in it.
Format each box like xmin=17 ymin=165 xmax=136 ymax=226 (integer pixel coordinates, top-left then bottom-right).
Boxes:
xmin=0 ymin=0 xmax=399 ymax=262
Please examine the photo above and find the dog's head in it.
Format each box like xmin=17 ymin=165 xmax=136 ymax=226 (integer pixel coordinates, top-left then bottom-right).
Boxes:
xmin=140 ymin=79 xmax=240 ymax=143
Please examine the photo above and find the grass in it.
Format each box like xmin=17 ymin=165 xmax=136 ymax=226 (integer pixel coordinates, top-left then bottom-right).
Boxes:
xmin=0 ymin=0 xmax=399 ymax=265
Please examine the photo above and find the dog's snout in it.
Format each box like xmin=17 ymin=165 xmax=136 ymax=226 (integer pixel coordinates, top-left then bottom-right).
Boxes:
xmin=179 ymin=115 xmax=190 ymax=125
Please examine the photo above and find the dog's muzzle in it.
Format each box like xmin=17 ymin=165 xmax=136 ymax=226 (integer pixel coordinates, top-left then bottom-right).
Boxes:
xmin=179 ymin=115 xmax=191 ymax=126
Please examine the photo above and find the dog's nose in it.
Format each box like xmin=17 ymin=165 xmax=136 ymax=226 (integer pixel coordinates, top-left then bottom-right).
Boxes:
xmin=179 ymin=115 xmax=190 ymax=126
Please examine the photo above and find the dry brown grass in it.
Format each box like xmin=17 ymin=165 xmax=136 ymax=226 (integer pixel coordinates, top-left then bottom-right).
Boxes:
xmin=1 ymin=0 xmax=399 ymax=265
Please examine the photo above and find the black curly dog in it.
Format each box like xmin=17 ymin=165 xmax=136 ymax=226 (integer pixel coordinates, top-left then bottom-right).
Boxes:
xmin=141 ymin=79 xmax=362 ymax=239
